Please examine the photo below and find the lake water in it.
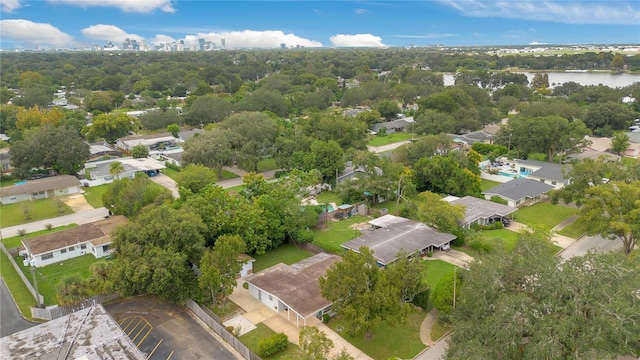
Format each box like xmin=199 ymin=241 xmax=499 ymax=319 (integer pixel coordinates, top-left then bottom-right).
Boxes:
xmin=443 ymin=72 xmax=639 ymax=88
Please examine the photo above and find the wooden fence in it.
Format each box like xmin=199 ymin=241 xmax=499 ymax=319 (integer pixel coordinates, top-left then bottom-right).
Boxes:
xmin=30 ymin=293 xmax=121 ymax=320
xmin=186 ymin=300 xmax=262 ymax=360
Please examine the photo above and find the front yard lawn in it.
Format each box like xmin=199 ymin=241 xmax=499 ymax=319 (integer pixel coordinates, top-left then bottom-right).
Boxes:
xmin=15 ymin=254 xmax=102 ymax=306
xmin=257 ymin=158 xmax=278 ymax=172
xmin=251 ymin=243 xmax=313 ymax=273
xmin=557 ymin=217 xmax=589 ymax=239
xmin=430 ymin=317 xmax=453 ymax=341
xmin=368 ymin=132 xmax=414 ymax=147
xmin=479 ymin=228 xmax=521 ymax=251
xmin=83 ymin=184 xmax=109 ymax=208
xmin=313 ymin=215 xmax=369 ymax=254
xmin=422 ymin=260 xmax=455 ymax=288
xmin=328 ymin=306 xmax=426 ymax=360
xmin=514 ymin=202 xmax=577 ymax=229
xmin=1 ymin=224 xmax=78 ymax=249
xmin=239 ymin=323 xmax=304 ymax=359
xmin=0 ymin=251 xmax=39 ymax=321
xmin=0 ymin=198 xmax=73 ymax=228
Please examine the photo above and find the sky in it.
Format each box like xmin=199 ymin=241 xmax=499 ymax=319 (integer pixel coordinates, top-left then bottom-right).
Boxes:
xmin=0 ymin=0 xmax=639 ymax=49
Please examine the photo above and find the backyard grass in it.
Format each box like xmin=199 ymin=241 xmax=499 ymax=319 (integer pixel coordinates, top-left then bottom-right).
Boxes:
xmin=328 ymin=306 xmax=426 ymax=360
xmin=0 ymin=251 xmax=39 ymax=321
xmin=430 ymin=318 xmax=453 ymax=341
xmin=368 ymin=132 xmax=414 ymax=147
xmin=1 ymin=224 xmax=78 ymax=249
xmin=315 ymin=191 xmax=343 ymax=206
xmin=239 ymin=323 xmax=304 ymax=359
xmin=251 ymin=243 xmax=313 ymax=273
xmin=557 ymin=217 xmax=589 ymax=239
xmin=257 ymin=158 xmax=278 ymax=172
xmin=313 ymin=215 xmax=369 ymax=254
xmin=514 ymin=202 xmax=577 ymax=229
xmin=15 ymin=254 xmax=102 ymax=306
xmin=83 ymin=184 xmax=109 ymax=208
xmin=0 ymin=198 xmax=73 ymax=228
xmin=422 ymin=260 xmax=455 ymax=288
xmin=161 ymin=167 xmax=180 ymax=181
xmin=479 ymin=228 xmax=521 ymax=251
xmin=480 ymin=179 xmax=501 ymax=191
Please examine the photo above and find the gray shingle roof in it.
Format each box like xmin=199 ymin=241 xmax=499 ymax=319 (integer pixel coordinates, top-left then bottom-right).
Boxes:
xmin=0 ymin=175 xmax=81 ymax=197
xmin=342 ymin=215 xmax=456 ymax=266
xmin=450 ymin=196 xmax=517 ymax=225
xmin=516 ymin=159 xmax=568 ymax=182
xmin=371 ymin=119 xmax=411 ymax=132
xmin=482 ymin=178 xmax=554 ymax=202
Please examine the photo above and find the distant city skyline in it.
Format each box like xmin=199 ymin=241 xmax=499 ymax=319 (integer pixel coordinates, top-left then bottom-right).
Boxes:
xmin=1 ymin=1 xmax=639 ymax=50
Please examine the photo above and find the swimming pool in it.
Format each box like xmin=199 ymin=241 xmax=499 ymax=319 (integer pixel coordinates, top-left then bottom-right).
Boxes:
xmin=498 ymin=171 xmax=529 ymax=178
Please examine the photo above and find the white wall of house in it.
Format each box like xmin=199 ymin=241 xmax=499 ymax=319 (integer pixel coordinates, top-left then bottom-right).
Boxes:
xmin=33 ymin=243 xmax=90 ymax=267
xmin=483 ymin=194 xmax=519 ymax=208
xmin=1 ymin=193 xmax=29 ymax=205
xmin=248 ymin=284 xmax=281 ymax=312
xmin=91 ymin=243 xmax=112 ymax=258
xmin=1 ymin=185 xmax=81 ymax=205
xmin=529 ymin=177 xmax=569 ymax=190
xmin=239 ymin=261 xmax=254 ymax=278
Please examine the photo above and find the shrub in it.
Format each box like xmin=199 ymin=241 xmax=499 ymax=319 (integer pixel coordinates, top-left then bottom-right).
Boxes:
xmin=258 ymin=332 xmax=289 ymax=357
xmin=469 ymin=238 xmax=493 ymax=253
xmin=412 ymin=289 xmax=432 ymax=311
xmin=426 ymin=251 xmax=433 ymax=258
xmin=489 ymin=196 xmax=508 ymax=205
xmin=242 ymin=282 xmax=249 ymax=290
xmin=322 ymin=313 xmax=330 ymax=324
xmin=17 ymin=228 xmax=27 ymax=236
xmin=45 ymin=223 xmax=53 ymax=230
xmin=164 ymin=161 xmax=181 ymax=172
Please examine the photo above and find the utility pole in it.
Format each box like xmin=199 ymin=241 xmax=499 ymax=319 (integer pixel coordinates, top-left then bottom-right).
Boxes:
xmin=453 ymin=266 xmax=456 ymax=310
xmin=30 ymin=260 xmax=42 ymax=308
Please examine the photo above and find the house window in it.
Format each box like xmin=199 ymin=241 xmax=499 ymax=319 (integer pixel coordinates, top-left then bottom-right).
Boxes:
xmin=539 ymin=179 xmax=544 ymax=182
xmin=80 ymin=244 xmax=86 ymax=250
xmin=41 ymin=253 xmax=53 ymax=260
xmin=68 ymin=246 xmax=75 ymax=252
xmin=551 ymin=181 xmax=557 ymax=185
xmin=105 ymin=175 xmax=114 ymax=181
xmin=268 ymin=295 xmax=273 ymax=301
xmin=516 ymin=200 xmax=521 ymax=205
xmin=61 ymin=248 xmax=67 ymax=254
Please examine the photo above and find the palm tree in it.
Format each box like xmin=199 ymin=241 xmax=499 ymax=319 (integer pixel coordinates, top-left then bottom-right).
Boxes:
xmin=109 ymin=161 xmax=124 ymax=180
xmin=56 ymin=274 xmax=90 ymax=306
xmin=88 ymin=260 xmax=113 ymax=294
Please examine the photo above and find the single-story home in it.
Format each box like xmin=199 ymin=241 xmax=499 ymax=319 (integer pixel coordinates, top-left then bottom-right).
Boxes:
xmin=0 ymin=175 xmax=81 ymax=205
xmin=565 ymin=151 xmax=620 ymax=163
xmin=514 ymin=159 xmax=570 ymax=189
xmin=482 ymin=178 xmax=555 ymax=207
xmin=341 ymin=215 xmax=456 ymax=267
xmin=88 ymin=144 xmax=122 ymax=161
xmin=245 ymin=252 xmax=341 ymax=327
xmin=84 ymin=157 xmax=166 ymax=186
xmin=336 ymin=162 xmax=383 ymax=185
xmin=178 ymin=128 xmax=204 ymax=142
xmin=0 ymin=148 xmax=12 ymax=175
xmin=445 ymin=195 xmax=517 ymax=228
xmin=115 ymin=132 xmax=178 ymax=152
xmin=155 ymin=149 xmax=184 ymax=167
xmin=371 ymin=118 xmax=414 ymax=134
xmin=22 ymin=216 xmax=127 ymax=267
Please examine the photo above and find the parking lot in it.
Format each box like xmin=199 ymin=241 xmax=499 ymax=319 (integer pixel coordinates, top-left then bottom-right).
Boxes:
xmin=105 ymin=296 xmax=240 ymax=360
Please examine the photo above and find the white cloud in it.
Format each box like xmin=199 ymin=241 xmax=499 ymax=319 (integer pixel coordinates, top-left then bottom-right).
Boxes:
xmin=181 ymin=30 xmax=322 ymax=48
xmin=354 ymin=8 xmax=367 ymax=14
xmin=529 ymin=28 xmax=537 ymax=32
xmin=442 ymin=1 xmax=640 ymax=25
xmin=330 ymin=34 xmax=386 ymax=47
xmin=48 ymin=0 xmax=175 ymax=13
xmin=502 ymin=30 xmax=524 ymax=38
xmin=1 ymin=0 xmax=21 ymax=12
xmin=149 ymin=34 xmax=176 ymax=45
xmin=530 ymin=42 xmax=547 ymax=45
xmin=81 ymin=24 xmax=143 ymax=43
xmin=0 ymin=19 xmax=74 ymax=46
xmin=393 ymin=33 xmax=458 ymax=39
xmin=313 ymin=9 xmax=321 ymax=14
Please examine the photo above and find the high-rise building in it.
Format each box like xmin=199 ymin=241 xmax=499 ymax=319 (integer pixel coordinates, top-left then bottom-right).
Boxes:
xmin=221 ymin=38 xmax=226 ymax=48
xmin=280 ymin=43 xmax=286 ymax=49
xmin=198 ymin=38 xmax=205 ymax=51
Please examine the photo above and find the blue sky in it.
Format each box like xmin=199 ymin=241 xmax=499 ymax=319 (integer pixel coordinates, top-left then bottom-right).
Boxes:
xmin=1 ymin=1 xmax=639 ymax=49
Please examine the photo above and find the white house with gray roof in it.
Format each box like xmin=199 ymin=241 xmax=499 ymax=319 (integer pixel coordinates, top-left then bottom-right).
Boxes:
xmin=0 ymin=175 xmax=81 ymax=205
xmin=482 ymin=178 xmax=555 ymax=207
xmin=514 ymin=159 xmax=570 ymax=189
xmin=446 ymin=195 xmax=517 ymax=228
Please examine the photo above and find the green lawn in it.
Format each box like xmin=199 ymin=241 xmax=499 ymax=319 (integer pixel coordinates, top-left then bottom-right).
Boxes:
xmin=480 ymin=179 xmax=501 ymax=191
xmin=313 ymin=215 xmax=369 ymax=254
xmin=422 ymin=260 xmax=455 ymax=288
xmin=83 ymin=184 xmax=109 ymax=208
xmin=430 ymin=318 xmax=453 ymax=341
xmin=220 ymin=169 xmax=240 ymax=180
xmin=15 ymin=254 xmax=102 ymax=306
xmin=0 ymin=251 xmax=40 ymax=321
xmin=1 ymin=224 xmax=78 ymax=249
xmin=257 ymin=158 xmax=278 ymax=172
xmin=368 ymin=132 xmax=414 ymax=147
xmin=0 ymin=198 xmax=74 ymax=228
xmin=251 ymin=243 xmax=313 ymax=273
xmin=328 ymin=306 xmax=426 ymax=360
xmin=223 ymin=184 xmax=245 ymax=194
xmin=162 ymin=167 xmax=180 ymax=181
xmin=479 ymin=228 xmax=521 ymax=251
xmin=557 ymin=217 xmax=588 ymax=239
xmin=239 ymin=323 xmax=304 ymax=360
xmin=315 ymin=191 xmax=343 ymax=206
xmin=514 ymin=202 xmax=577 ymax=229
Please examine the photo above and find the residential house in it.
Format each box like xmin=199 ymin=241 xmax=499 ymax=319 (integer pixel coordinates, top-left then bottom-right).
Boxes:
xmin=88 ymin=144 xmax=122 ymax=161
xmin=22 ymin=216 xmax=127 ymax=267
xmin=482 ymin=178 xmax=555 ymax=207
xmin=371 ymin=118 xmax=414 ymax=134
xmin=341 ymin=215 xmax=456 ymax=267
xmin=0 ymin=148 xmax=12 ymax=175
xmin=245 ymin=252 xmax=341 ymax=327
xmin=238 ymin=254 xmax=255 ymax=278
xmin=514 ymin=159 xmax=570 ymax=189
xmin=178 ymin=128 xmax=204 ymax=142
xmin=0 ymin=175 xmax=81 ymax=205
xmin=445 ymin=195 xmax=517 ymax=228
xmin=84 ymin=157 xmax=166 ymax=186
xmin=115 ymin=132 xmax=178 ymax=152
xmin=336 ymin=162 xmax=383 ymax=185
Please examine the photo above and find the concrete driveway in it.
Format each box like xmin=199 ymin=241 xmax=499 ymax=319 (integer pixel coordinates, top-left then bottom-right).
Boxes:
xmin=150 ymin=173 xmax=179 ymax=199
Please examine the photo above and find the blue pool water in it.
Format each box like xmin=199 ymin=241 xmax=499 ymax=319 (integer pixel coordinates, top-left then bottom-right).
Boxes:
xmin=498 ymin=171 xmax=529 ymax=178
xmin=14 ymin=180 xmax=27 ymax=185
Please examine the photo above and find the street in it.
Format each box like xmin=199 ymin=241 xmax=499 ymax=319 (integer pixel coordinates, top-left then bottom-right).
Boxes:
xmin=0 ymin=207 xmax=109 ymax=238
xmin=0 ymin=278 xmax=36 ymax=338
xmin=559 ymin=235 xmax=624 ymax=259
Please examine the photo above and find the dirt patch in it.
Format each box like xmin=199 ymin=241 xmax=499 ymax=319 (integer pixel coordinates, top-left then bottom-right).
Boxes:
xmin=349 ymin=222 xmax=370 ymax=231
xmin=62 ymin=194 xmax=94 ymax=212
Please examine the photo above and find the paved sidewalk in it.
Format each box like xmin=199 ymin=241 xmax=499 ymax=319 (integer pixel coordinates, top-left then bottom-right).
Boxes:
xmin=1 ymin=207 xmax=109 ymax=238
xmin=419 ymin=309 xmax=438 ymax=346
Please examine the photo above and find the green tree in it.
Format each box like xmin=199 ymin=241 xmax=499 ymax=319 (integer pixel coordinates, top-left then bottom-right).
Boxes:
xmin=221 ymin=112 xmax=279 ymax=172
xmin=87 ymin=260 xmax=113 ymax=294
xmin=174 ymin=164 xmax=217 ymax=195
xmin=167 ymin=123 xmax=180 ymax=137
xmin=82 ymin=113 xmax=140 ymax=143
xmin=611 ymin=131 xmax=630 ymax=156
xmin=184 ymin=95 xmax=232 ymax=127
xmin=413 ymin=154 xmax=481 ymax=197
xmin=299 ymin=327 xmax=334 ymax=360
xmin=138 ymin=109 xmax=183 ymax=130
xmin=611 ymin=54 xmax=625 ymax=70
xmin=580 ymin=181 xmax=640 ymax=255
xmin=102 ymin=174 xmax=173 ymax=217
xmin=109 ymin=161 xmax=125 ymax=180
xmin=583 ymin=101 xmax=636 ymax=137
xmin=416 ymin=191 xmax=465 ymax=233
xmin=430 ymin=270 xmax=460 ymax=314
xmin=375 ymin=99 xmax=400 ymax=120
xmin=182 ymin=128 xmax=233 ymax=178
xmin=111 ymin=205 xmax=207 ymax=302
xmin=198 ymin=234 xmax=246 ymax=306
xmin=131 ymin=144 xmax=149 ymax=159
xmin=308 ymin=139 xmax=345 ymax=183
xmin=447 ymin=237 xmax=640 ymax=359
xmin=56 ymin=274 xmax=90 ymax=306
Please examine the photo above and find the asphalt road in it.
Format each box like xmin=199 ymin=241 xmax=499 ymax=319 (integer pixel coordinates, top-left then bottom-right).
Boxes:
xmin=559 ymin=235 xmax=624 ymax=259
xmin=414 ymin=334 xmax=450 ymax=360
xmin=0 ymin=207 xmax=109 ymax=238
xmin=105 ymin=297 xmax=240 ymax=360
xmin=0 ymin=278 xmax=36 ymax=338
